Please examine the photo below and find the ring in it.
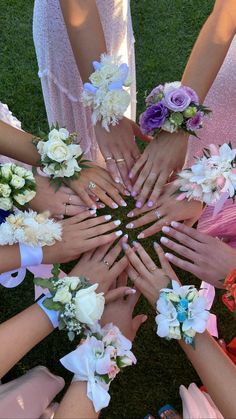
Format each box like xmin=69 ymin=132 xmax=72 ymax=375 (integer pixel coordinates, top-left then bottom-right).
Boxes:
xmin=64 ymin=203 xmax=68 ymax=216
xmin=88 ymin=181 xmax=96 ymax=190
xmin=150 ymin=266 xmax=157 ymax=272
xmin=103 ymin=259 xmax=110 ymax=268
xmin=67 ymin=195 xmax=72 ymax=204
xmin=155 ymin=210 xmax=162 ymax=219
xmin=116 ymin=158 xmax=125 ymax=163
xmin=105 ymin=156 xmax=114 ymax=162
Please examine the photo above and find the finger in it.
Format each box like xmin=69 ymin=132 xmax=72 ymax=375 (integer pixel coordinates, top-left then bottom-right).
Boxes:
xmin=64 ymin=204 xmax=89 ymax=217
xmin=123 ymin=243 xmax=151 ymax=278
xmin=109 ymin=256 xmax=129 ymax=281
xmin=132 ymin=314 xmax=148 ymax=335
xmin=137 ymin=216 xmax=171 ymax=239
xmin=159 ymin=237 xmax=198 ymax=262
xmin=75 ymin=188 xmax=97 ymax=209
xmin=116 ymin=271 xmax=128 ymax=288
xmin=132 ymin=121 xmax=153 ymax=143
xmin=161 ymin=225 xmax=202 ymax=251
xmin=62 ymin=209 xmax=97 ymax=225
xmin=105 ymin=287 xmax=136 ymax=303
xmin=63 ymin=193 xmax=88 ymax=206
xmin=132 ymin=241 xmax=158 ymax=272
xmin=135 ymin=171 xmax=159 ymax=208
xmin=115 ymin=156 xmax=132 ymax=191
xmin=79 ymin=214 xmax=116 ymax=229
xmin=106 ymin=158 xmax=122 ymax=184
xmin=131 ymin=163 xmax=152 ymax=198
xmin=89 ymin=183 xmax=121 ymax=209
xmin=148 ymin=172 xmax=170 ymax=203
xmin=104 ymin=236 xmax=128 ymax=266
xmin=126 ymin=203 xmax=158 ymax=219
xmin=86 ymin=220 xmax=123 ymax=238
xmin=59 ymin=185 xmax=75 ymax=194
xmin=97 ymin=168 xmax=128 ymax=196
xmin=126 ymin=208 xmax=159 ymax=231
xmin=153 ymin=242 xmax=178 ymax=280
xmin=164 ymin=252 xmax=203 ymax=277
xmin=169 ymin=221 xmax=209 ymax=243
xmin=126 ymin=265 xmax=149 ymax=294
xmin=98 ymin=179 xmax=127 ymax=207
xmin=86 ymin=230 xmax=123 ymax=249
xmin=129 ymin=154 xmax=146 ymax=181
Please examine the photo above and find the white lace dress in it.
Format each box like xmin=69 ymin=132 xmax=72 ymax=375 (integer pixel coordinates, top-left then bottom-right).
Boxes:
xmin=33 ymin=0 xmax=136 ymax=161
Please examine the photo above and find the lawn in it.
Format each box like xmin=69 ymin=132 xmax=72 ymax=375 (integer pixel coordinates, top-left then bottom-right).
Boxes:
xmin=0 ymin=1 xmax=234 ymax=418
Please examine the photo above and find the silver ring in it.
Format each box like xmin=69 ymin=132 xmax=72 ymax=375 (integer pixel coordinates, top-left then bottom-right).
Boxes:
xmin=88 ymin=181 xmax=96 ymax=190
xmin=103 ymin=259 xmax=110 ymax=268
xmin=105 ymin=156 xmax=114 ymax=162
xmin=155 ymin=210 xmax=161 ymax=219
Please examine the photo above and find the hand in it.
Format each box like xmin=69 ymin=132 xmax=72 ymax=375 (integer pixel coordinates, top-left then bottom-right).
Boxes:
xmin=68 ymin=163 xmax=128 ymax=210
xmin=129 ymin=130 xmax=189 ymax=208
xmin=30 ymin=174 xmax=86 ymax=219
xmin=160 ymin=221 xmax=236 ymax=288
xmin=95 ymin=117 xmax=151 ymax=191
xmin=42 ymin=210 xmax=123 ymax=264
xmin=126 ymin=182 xmax=202 ymax=239
xmin=123 ymin=241 xmax=179 ymax=307
xmin=69 ymin=237 xmax=129 ymax=294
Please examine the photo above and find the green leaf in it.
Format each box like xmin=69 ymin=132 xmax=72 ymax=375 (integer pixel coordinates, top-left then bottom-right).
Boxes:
xmin=58 ymin=318 xmax=66 ymax=330
xmin=68 ymin=331 xmax=75 ymax=341
xmin=33 ymin=277 xmax=56 ymax=291
xmin=51 ymin=263 xmax=61 ymax=278
xmin=43 ymin=298 xmax=64 ymax=312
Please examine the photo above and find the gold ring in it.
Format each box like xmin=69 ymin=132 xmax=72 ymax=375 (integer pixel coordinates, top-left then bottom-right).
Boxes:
xmin=68 ymin=195 xmax=72 ymax=204
xmin=116 ymin=158 xmax=125 ymax=163
xmin=103 ymin=259 xmax=110 ymax=268
xmin=105 ymin=156 xmax=114 ymax=162
xmin=88 ymin=181 xmax=96 ymax=190
xmin=150 ymin=266 xmax=157 ymax=272
xmin=64 ymin=203 xmax=68 ymax=216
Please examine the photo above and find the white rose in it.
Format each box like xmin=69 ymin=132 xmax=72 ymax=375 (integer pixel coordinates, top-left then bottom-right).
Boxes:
xmin=10 ymin=174 xmax=25 ymax=189
xmin=1 ymin=163 xmax=14 ymax=179
xmin=53 ymin=286 xmax=72 ymax=304
xmin=64 ymin=276 xmax=81 ymax=290
xmin=37 ymin=140 xmax=46 ymax=158
xmin=13 ymin=166 xmax=27 ymax=177
xmin=163 ymin=81 xmax=181 ymax=95
xmin=68 ymin=143 xmax=82 ymax=158
xmin=14 ymin=189 xmax=36 ymax=205
xmin=58 ymin=128 xmax=69 ymax=140
xmin=48 ymin=128 xmax=61 ymax=142
xmin=0 ymin=183 xmax=11 ymax=197
xmin=59 ymin=159 xmax=81 ymax=178
xmin=74 ymin=283 xmax=105 ymax=326
xmin=45 ymin=139 xmax=72 ymax=163
xmin=0 ymin=197 xmax=12 ymax=210
xmin=161 ymin=120 xmax=177 ymax=134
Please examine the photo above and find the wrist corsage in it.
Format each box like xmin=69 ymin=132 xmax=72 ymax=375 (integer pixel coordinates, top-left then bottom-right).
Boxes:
xmin=0 ymin=210 xmax=62 ymax=246
xmin=222 ymin=269 xmax=236 ymax=315
xmin=140 ymin=81 xmax=210 ymax=137
xmin=82 ymin=54 xmax=131 ymax=131
xmin=34 ymin=265 xmax=105 ymax=341
xmin=60 ymin=322 xmax=136 ymax=412
xmin=34 ymin=125 xmax=89 ymax=186
xmin=155 ymin=280 xmax=209 ymax=346
xmin=0 ymin=163 xmax=36 ymax=211
xmin=177 ymin=143 xmax=236 ymax=213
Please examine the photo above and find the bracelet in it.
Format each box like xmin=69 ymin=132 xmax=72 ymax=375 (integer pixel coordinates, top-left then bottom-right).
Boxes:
xmin=155 ymin=280 xmax=209 ymax=346
xmin=37 ymin=294 xmax=59 ymax=328
xmin=177 ymin=143 xmax=236 ymax=213
xmin=222 ymin=269 xmax=236 ymax=314
xmin=0 ymin=163 xmax=36 ymax=211
xmin=60 ymin=323 xmax=136 ymax=412
xmin=34 ymin=266 xmax=105 ymax=342
xmin=140 ymin=81 xmax=210 ymax=137
xmin=20 ymin=242 xmax=43 ymax=267
xmin=82 ymin=54 xmax=132 ymax=131
xmin=34 ymin=126 xmax=88 ymax=183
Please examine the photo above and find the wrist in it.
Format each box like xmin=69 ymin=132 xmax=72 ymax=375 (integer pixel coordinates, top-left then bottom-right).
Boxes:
xmin=37 ymin=294 xmax=59 ymax=328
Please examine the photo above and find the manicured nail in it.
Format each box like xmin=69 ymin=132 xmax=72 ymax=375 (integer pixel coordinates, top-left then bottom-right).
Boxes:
xmin=147 ymin=200 xmax=154 ymax=208
xmin=115 ymin=177 xmax=120 ymax=183
xmin=121 ymin=200 xmax=127 ymax=207
xmin=137 ymin=232 xmax=144 ymax=239
xmin=125 ymin=190 xmax=131 ymax=196
xmin=127 ymin=211 xmax=134 ymax=217
xmin=95 ymin=197 xmax=99 ymax=202
xmin=114 ymin=219 xmax=121 ymax=226
xmin=165 ymin=252 xmax=173 ymax=260
xmin=125 ymin=288 xmax=136 ymax=295
xmin=129 ymin=172 xmax=133 ymax=179
xmin=123 ymin=234 xmax=128 ymax=239
xmin=126 ymin=223 xmax=134 ymax=229
xmin=142 ymin=315 xmax=148 ymax=323
xmin=132 ymin=240 xmax=139 ymax=248
xmin=112 ymin=203 xmax=119 ymax=209
xmin=91 ymin=204 xmax=97 ymax=210
xmin=171 ymin=221 xmax=179 ymax=228
xmin=131 ymin=190 xmax=137 ymax=197
xmin=160 ymin=237 xmax=168 ymax=244
xmin=104 ymin=215 xmax=112 ymax=221
xmin=136 ymin=201 xmax=142 ymax=208
xmin=122 ymin=242 xmax=129 ymax=250
xmin=115 ymin=230 xmax=123 ymax=237
xmin=162 ymin=226 xmax=170 ymax=233
xmin=98 ymin=203 xmax=105 ymax=208
xmin=153 ymin=241 xmax=158 ymax=248
xmin=90 ymin=209 xmax=97 ymax=215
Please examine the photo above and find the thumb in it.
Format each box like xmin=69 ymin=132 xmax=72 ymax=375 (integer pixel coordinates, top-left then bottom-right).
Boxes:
xmin=132 ymin=314 xmax=148 ymax=335
xmin=132 ymin=122 xmax=153 ymax=143
xmin=105 ymin=287 xmax=136 ymax=303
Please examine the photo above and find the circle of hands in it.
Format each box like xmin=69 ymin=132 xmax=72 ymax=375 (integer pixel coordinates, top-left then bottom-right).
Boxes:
xmin=30 ymin=117 xmax=236 ymax=340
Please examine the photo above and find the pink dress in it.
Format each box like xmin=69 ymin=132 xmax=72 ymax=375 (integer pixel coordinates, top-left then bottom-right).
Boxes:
xmin=33 ymin=0 xmax=136 ymax=162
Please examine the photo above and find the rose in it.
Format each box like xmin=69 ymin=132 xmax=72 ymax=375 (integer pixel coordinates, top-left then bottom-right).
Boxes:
xmin=140 ymin=102 xmax=169 ymax=134
xmin=186 ymin=111 xmax=203 ymax=131
xmin=68 ymin=143 xmax=82 ymax=158
xmin=44 ymin=159 xmax=81 ymax=178
xmin=1 ymin=163 xmax=14 ymax=179
xmin=14 ymin=166 xmax=35 ymax=182
xmin=64 ymin=276 xmax=81 ymax=290
xmin=0 ymin=183 xmax=11 ymax=198
xmin=74 ymin=283 xmax=105 ymax=326
xmin=164 ymin=87 xmax=191 ymax=112
xmin=14 ymin=189 xmax=36 ymax=205
xmin=10 ymin=174 xmax=25 ymax=189
xmin=48 ymin=128 xmax=69 ymax=142
xmin=182 ymin=86 xmax=199 ymax=104
xmin=42 ymin=139 xmax=72 ymax=163
xmin=145 ymin=85 xmax=164 ymax=106
xmin=0 ymin=197 xmax=12 ymax=210
xmin=101 ymin=90 xmax=130 ymax=116
xmin=53 ymin=286 xmax=72 ymax=304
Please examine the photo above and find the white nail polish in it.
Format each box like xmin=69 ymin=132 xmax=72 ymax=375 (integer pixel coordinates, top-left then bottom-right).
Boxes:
xmin=124 ymin=234 xmax=128 ymax=238
xmin=127 ymin=211 xmax=134 ymax=218
xmin=112 ymin=203 xmax=119 ymax=209
xmin=104 ymin=215 xmax=112 ymax=221
xmin=125 ymin=288 xmax=136 ymax=295
xmin=121 ymin=201 xmax=127 ymax=207
xmin=115 ymin=230 xmax=123 ymax=237
xmin=90 ymin=209 xmax=97 ymax=215
xmin=165 ymin=253 xmax=173 ymax=260
xmin=162 ymin=226 xmax=170 ymax=233
xmin=115 ymin=177 xmax=120 ymax=183
xmin=171 ymin=221 xmax=179 ymax=228
xmin=160 ymin=237 xmax=168 ymax=244
xmin=126 ymin=223 xmax=134 ymax=229
xmin=114 ymin=219 xmax=121 ymax=226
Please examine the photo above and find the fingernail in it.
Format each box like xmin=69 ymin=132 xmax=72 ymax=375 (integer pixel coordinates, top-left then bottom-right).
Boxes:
xmin=160 ymin=237 xmax=168 ymax=244
xmin=125 ymin=190 xmax=131 ymax=196
xmin=137 ymin=232 xmax=144 ymax=239
xmin=162 ymin=226 xmax=170 ymax=233
xmin=90 ymin=209 xmax=97 ymax=215
xmin=129 ymin=172 xmax=133 ymax=179
xmin=104 ymin=215 xmax=112 ymax=221
xmin=112 ymin=203 xmax=119 ymax=209
xmin=126 ymin=223 xmax=134 ymax=229
xmin=121 ymin=200 xmax=127 ymax=207
xmin=122 ymin=242 xmax=129 ymax=250
xmin=115 ymin=230 xmax=123 ymax=237
xmin=147 ymin=200 xmax=154 ymax=208
xmin=95 ymin=197 xmax=99 ymax=202
xmin=132 ymin=240 xmax=139 ymax=248
xmin=98 ymin=203 xmax=105 ymax=208
xmin=153 ymin=241 xmax=158 ymax=248
xmin=127 ymin=211 xmax=134 ymax=217
xmin=142 ymin=315 xmax=148 ymax=323
xmin=115 ymin=177 xmax=120 ymax=184
xmin=171 ymin=221 xmax=179 ymax=228
xmin=165 ymin=252 xmax=173 ymax=260
xmin=124 ymin=234 xmax=128 ymax=239
xmin=114 ymin=219 xmax=121 ymax=226
xmin=125 ymin=288 xmax=136 ymax=295
xmin=136 ymin=201 xmax=142 ymax=208
xmin=91 ymin=204 xmax=97 ymax=210
xmin=131 ymin=190 xmax=137 ymax=197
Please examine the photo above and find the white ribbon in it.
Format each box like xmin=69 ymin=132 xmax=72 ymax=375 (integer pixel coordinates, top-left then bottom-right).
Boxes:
xmin=60 ymin=343 xmax=110 ymax=412
xmin=0 ymin=267 xmax=26 ymax=288
xmin=20 ymin=243 xmax=43 ymax=267
xmin=37 ymin=294 xmax=59 ymax=328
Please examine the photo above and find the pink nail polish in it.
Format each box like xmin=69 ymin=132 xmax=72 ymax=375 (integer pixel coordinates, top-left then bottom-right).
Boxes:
xmin=171 ymin=221 xmax=179 ymax=228
xmin=162 ymin=226 xmax=170 ymax=233
xmin=137 ymin=232 xmax=144 ymax=239
xmin=131 ymin=190 xmax=137 ymax=197
xmin=127 ymin=211 xmax=134 ymax=218
xmin=160 ymin=237 xmax=168 ymax=244
xmin=147 ymin=200 xmax=154 ymax=208
xmin=125 ymin=288 xmax=136 ymax=295
xmin=165 ymin=253 xmax=173 ymax=260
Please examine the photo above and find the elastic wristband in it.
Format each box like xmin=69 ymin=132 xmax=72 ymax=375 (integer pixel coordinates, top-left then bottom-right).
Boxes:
xmin=37 ymin=294 xmax=59 ymax=328
xmin=19 ymin=243 xmax=43 ymax=267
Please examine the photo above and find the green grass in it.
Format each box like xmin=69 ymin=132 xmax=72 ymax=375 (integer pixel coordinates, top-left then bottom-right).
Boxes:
xmin=0 ymin=1 xmax=234 ymax=418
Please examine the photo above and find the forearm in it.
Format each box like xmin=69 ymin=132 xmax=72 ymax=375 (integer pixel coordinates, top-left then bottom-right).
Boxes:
xmin=0 ymin=121 xmax=39 ymax=166
xmin=59 ymin=0 xmax=106 ymax=82
xmin=179 ymin=331 xmax=236 ymax=418
xmin=0 ymin=245 xmax=21 ymax=273
xmin=0 ymin=304 xmax=53 ymax=378
xmin=54 ymin=381 xmax=98 ymax=419
xmin=182 ymin=1 xmax=236 ymax=102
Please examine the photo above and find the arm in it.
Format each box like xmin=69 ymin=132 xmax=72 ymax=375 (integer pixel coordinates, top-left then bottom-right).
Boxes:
xmin=0 ymin=245 xmax=21 ymax=273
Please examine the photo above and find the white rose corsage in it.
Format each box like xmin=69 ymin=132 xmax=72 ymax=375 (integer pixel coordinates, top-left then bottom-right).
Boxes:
xmin=60 ymin=322 xmax=136 ymax=412
xmin=34 ymin=125 xmax=89 ymax=186
xmin=34 ymin=265 xmax=105 ymax=341
xmin=0 ymin=163 xmax=36 ymax=211
xmin=0 ymin=210 xmax=62 ymax=246
xmin=155 ymin=280 xmax=209 ymax=346
xmin=82 ymin=54 xmax=132 ymax=131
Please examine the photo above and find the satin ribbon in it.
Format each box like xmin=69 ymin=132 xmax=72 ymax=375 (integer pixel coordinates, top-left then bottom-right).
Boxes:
xmin=37 ymin=294 xmax=59 ymax=328
xmin=60 ymin=342 xmax=110 ymax=412
xmin=199 ymin=281 xmax=218 ymax=338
